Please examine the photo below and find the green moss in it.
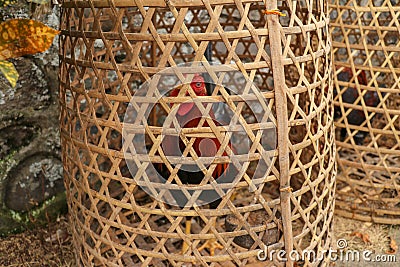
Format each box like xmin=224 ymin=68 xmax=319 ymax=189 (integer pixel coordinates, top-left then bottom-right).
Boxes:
xmin=0 ymin=150 xmax=17 ymax=179
xmin=29 ymin=191 xmax=68 ymax=221
xmin=0 ymin=209 xmax=24 ymax=235
xmin=0 ymin=191 xmax=67 ymax=236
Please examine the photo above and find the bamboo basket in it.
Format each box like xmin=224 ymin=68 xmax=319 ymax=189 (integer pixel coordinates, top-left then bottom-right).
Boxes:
xmin=330 ymin=0 xmax=400 ymax=224
xmin=59 ymin=0 xmax=335 ymax=266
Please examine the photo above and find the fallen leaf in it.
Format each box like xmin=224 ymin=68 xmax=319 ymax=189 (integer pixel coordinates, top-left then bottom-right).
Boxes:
xmin=0 ymin=60 xmax=18 ymax=87
xmin=363 ymin=222 xmax=373 ymax=228
xmin=293 ymin=261 xmax=305 ymax=267
xmin=0 ymin=18 xmax=60 ymax=60
xmin=387 ymin=237 xmax=398 ymax=254
xmin=351 ymin=231 xmax=371 ymax=244
xmin=45 ymin=228 xmax=69 ymax=244
xmin=339 ymin=186 xmax=351 ymax=193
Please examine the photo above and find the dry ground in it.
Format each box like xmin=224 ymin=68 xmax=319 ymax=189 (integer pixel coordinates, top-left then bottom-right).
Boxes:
xmin=0 ymin=215 xmax=398 ymax=266
xmin=333 ymin=217 xmax=400 ymax=267
xmin=0 ymin=216 xmax=75 ymax=267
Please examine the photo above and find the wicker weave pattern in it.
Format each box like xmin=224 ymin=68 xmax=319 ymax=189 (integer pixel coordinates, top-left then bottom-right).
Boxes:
xmin=60 ymin=0 xmax=335 ymax=266
xmin=330 ymin=0 xmax=400 ymax=224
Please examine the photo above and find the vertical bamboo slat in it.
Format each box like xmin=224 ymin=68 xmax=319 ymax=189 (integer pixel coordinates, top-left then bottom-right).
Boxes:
xmin=265 ymin=1 xmax=293 ymax=266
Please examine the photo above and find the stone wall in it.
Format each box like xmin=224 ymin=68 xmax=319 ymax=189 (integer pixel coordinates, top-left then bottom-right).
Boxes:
xmin=0 ymin=2 xmax=66 ymax=234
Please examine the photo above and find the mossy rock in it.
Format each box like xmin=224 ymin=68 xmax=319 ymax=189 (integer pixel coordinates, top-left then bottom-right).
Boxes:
xmin=0 ymin=191 xmax=67 ymax=236
xmin=0 ymin=6 xmax=64 ymax=236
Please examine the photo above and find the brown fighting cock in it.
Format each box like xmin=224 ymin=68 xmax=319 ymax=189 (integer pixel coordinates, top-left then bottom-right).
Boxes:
xmin=335 ymin=67 xmax=380 ymax=145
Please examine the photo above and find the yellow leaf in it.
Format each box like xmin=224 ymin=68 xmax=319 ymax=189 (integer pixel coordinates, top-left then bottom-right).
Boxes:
xmin=0 ymin=18 xmax=60 ymax=60
xmin=0 ymin=60 xmax=18 ymax=87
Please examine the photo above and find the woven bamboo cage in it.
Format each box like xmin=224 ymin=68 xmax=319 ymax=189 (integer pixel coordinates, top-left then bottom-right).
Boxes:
xmin=60 ymin=0 xmax=335 ymax=266
xmin=330 ymin=0 xmax=400 ymax=224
